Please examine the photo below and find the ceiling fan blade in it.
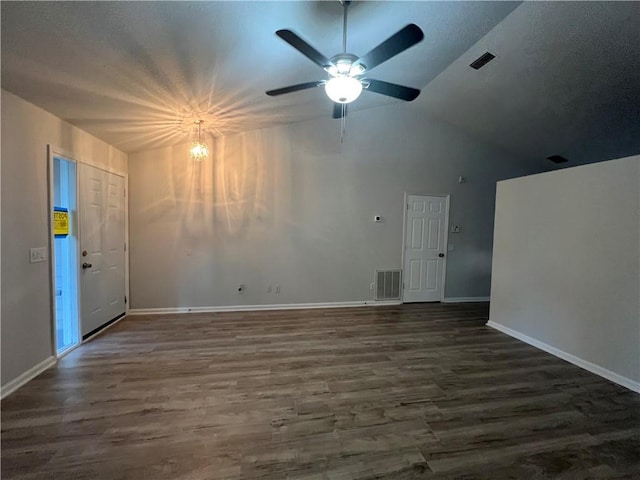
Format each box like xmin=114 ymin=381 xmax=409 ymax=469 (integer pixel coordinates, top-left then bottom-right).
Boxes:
xmin=266 ymin=81 xmax=323 ymax=96
xmin=276 ymin=30 xmax=333 ymax=68
xmin=354 ymin=24 xmax=424 ymax=72
xmin=332 ymin=103 xmax=347 ymax=119
xmin=365 ymin=79 xmax=421 ymax=101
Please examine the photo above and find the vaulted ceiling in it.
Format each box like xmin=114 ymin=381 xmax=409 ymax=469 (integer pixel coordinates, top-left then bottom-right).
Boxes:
xmin=2 ymin=1 xmax=639 ymax=166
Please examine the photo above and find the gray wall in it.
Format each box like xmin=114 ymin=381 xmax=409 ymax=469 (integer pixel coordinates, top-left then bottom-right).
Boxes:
xmin=489 ymin=156 xmax=640 ymax=387
xmin=1 ymin=90 xmax=128 ymax=389
xmin=129 ymin=103 xmax=536 ymax=309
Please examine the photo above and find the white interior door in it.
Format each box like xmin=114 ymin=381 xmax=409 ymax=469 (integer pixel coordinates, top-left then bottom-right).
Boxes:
xmin=403 ymin=194 xmax=447 ymax=302
xmin=79 ymin=164 xmax=126 ymax=337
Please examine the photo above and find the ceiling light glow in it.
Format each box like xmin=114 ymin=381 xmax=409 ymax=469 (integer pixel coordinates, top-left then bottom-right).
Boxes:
xmin=190 ymin=120 xmax=209 ymax=161
xmin=336 ymin=60 xmax=352 ymax=75
xmin=349 ymin=64 xmax=365 ymax=76
xmin=324 ymin=76 xmax=363 ymax=104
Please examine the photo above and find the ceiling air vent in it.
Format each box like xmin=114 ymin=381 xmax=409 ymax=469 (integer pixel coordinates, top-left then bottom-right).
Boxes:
xmin=547 ymin=155 xmax=569 ymax=164
xmin=470 ymin=52 xmax=496 ymax=70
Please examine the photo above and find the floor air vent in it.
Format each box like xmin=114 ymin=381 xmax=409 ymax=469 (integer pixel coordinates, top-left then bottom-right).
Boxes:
xmin=375 ymin=270 xmax=401 ymax=301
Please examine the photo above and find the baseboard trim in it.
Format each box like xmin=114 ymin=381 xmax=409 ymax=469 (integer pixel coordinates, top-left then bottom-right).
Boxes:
xmin=486 ymin=321 xmax=640 ymax=393
xmin=1 ymin=356 xmax=57 ymax=400
xmin=128 ymin=300 xmax=403 ymax=315
xmin=443 ymin=297 xmax=490 ymax=303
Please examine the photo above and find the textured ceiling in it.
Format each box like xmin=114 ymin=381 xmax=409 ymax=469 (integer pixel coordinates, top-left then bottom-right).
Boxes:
xmin=2 ymin=1 xmax=638 ymax=166
xmin=1 ymin=1 xmax=519 ymax=152
xmin=415 ymin=1 xmax=640 ymax=166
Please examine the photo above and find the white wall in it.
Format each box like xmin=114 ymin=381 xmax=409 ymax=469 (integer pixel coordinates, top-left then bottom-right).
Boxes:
xmin=1 ymin=90 xmax=128 ymax=390
xmin=129 ymin=102 xmax=537 ymax=310
xmin=489 ymin=156 xmax=640 ymax=390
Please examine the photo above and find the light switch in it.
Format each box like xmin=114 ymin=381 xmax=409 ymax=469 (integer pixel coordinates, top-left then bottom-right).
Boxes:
xmin=29 ymin=247 xmax=47 ymax=263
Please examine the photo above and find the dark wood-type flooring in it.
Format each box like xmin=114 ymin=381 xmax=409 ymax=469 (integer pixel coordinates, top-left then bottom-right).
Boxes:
xmin=2 ymin=303 xmax=639 ymax=479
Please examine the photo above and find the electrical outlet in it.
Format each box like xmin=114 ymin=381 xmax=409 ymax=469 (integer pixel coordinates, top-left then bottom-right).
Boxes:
xmin=451 ymin=225 xmax=461 ymax=233
xmin=275 ymin=284 xmax=281 ymax=294
xmin=237 ymin=284 xmax=246 ymax=294
xmin=370 ymin=282 xmax=375 ymax=290
xmin=29 ymin=247 xmax=47 ymax=263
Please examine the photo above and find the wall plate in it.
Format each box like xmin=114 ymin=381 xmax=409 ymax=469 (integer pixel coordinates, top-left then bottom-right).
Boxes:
xmin=30 ymin=247 xmax=47 ymax=263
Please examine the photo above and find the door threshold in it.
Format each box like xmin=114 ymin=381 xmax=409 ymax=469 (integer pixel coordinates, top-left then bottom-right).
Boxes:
xmin=56 ymin=342 xmax=80 ymax=359
xmin=82 ymin=312 xmax=126 ymax=342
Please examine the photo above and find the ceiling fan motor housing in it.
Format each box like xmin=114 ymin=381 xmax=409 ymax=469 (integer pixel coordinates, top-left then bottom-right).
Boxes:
xmin=326 ymin=53 xmax=365 ymax=77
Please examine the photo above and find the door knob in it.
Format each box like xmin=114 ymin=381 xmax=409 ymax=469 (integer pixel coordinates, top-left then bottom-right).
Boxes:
xmin=438 ymin=253 xmax=445 ymax=258
xmin=82 ymin=262 xmax=92 ymax=269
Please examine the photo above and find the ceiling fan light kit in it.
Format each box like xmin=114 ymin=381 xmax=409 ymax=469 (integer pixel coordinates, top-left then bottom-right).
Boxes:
xmin=325 ymin=54 xmax=365 ymax=78
xmin=266 ymin=0 xmax=424 ymax=119
xmin=325 ymin=76 xmax=362 ymax=104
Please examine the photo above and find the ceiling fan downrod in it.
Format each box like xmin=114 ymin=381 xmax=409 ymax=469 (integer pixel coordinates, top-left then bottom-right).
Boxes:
xmin=342 ymin=0 xmax=350 ymax=54
xmin=340 ymin=1 xmax=351 ymax=143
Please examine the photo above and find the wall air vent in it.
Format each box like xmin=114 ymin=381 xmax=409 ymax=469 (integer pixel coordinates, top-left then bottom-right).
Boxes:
xmin=470 ymin=52 xmax=496 ymax=70
xmin=547 ymin=155 xmax=569 ymax=164
xmin=375 ymin=270 xmax=402 ymax=301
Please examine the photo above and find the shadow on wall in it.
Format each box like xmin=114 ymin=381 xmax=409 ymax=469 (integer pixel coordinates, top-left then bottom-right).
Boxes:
xmin=57 ymin=121 xmax=127 ymax=173
xmin=154 ymin=128 xmax=289 ymax=245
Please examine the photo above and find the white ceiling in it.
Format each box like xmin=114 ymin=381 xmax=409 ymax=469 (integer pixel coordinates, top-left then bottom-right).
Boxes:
xmin=2 ymin=1 xmax=639 ymax=166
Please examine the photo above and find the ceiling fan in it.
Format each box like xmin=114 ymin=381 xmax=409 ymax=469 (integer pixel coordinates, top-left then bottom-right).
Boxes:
xmin=266 ymin=1 xmax=424 ymax=119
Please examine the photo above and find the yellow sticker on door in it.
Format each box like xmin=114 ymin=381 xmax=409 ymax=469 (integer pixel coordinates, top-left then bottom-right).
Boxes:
xmin=54 ymin=207 xmax=69 ymax=236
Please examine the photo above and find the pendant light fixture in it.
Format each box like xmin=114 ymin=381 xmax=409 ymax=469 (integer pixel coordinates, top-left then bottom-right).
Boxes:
xmin=190 ymin=120 xmax=209 ymax=161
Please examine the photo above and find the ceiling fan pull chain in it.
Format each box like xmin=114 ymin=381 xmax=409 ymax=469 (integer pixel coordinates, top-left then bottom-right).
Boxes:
xmin=340 ymin=105 xmax=346 ymax=143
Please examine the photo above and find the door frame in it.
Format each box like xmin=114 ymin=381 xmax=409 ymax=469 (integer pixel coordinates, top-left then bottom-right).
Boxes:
xmin=47 ymin=149 xmax=81 ymax=358
xmin=47 ymin=145 xmax=129 ymax=358
xmin=400 ymin=192 xmax=451 ymax=303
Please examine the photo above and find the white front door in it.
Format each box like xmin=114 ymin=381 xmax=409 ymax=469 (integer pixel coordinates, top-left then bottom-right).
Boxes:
xmin=403 ymin=194 xmax=447 ymax=303
xmin=79 ymin=164 xmax=126 ymax=337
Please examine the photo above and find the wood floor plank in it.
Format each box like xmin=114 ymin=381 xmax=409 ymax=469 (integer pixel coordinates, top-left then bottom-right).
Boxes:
xmin=2 ymin=303 xmax=638 ymax=479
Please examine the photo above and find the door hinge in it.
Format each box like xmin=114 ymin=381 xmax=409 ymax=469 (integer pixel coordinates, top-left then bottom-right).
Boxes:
xmin=124 ymin=243 xmax=127 ymax=251
xmin=125 ymin=296 xmax=127 ymax=304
